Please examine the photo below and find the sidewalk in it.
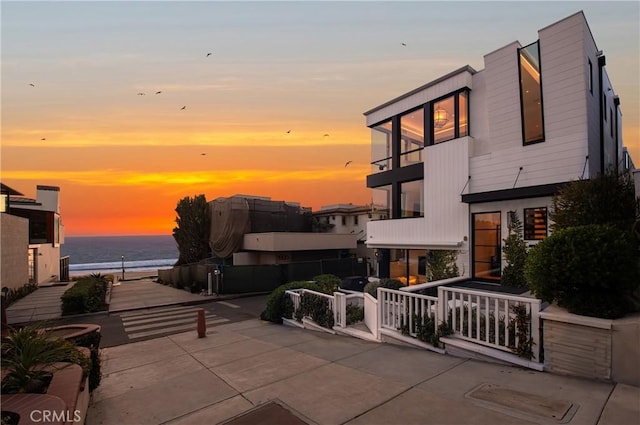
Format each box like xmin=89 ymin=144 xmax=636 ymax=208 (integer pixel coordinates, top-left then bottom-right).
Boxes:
xmin=87 ymin=319 xmax=640 ymax=425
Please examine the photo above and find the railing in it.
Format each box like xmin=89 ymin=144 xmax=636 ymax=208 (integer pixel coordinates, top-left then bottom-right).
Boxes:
xmin=284 ymin=288 xmax=336 ymax=328
xmin=60 ymin=256 xmax=70 ymax=282
xmin=334 ymin=292 xmax=364 ymax=328
xmin=378 ymin=288 xmax=438 ymax=338
xmin=438 ymin=286 xmax=542 ymax=361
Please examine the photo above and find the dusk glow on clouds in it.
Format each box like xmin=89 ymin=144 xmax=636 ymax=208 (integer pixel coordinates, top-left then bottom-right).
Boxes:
xmin=2 ymin=1 xmax=638 ymax=236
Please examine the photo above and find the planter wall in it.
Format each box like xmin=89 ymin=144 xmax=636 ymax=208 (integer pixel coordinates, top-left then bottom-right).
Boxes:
xmin=540 ymin=305 xmax=640 ymax=386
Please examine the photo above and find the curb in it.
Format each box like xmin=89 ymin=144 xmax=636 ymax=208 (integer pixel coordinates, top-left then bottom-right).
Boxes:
xmin=107 ymin=292 xmax=270 ymax=315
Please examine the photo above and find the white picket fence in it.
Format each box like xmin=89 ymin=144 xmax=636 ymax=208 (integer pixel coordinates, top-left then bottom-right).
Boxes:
xmin=284 ymin=283 xmax=543 ymax=368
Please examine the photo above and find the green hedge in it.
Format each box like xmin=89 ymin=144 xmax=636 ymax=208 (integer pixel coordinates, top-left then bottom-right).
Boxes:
xmin=61 ymin=274 xmax=109 ymax=316
xmin=363 ymin=278 xmax=404 ymax=299
xmin=260 ymin=281 xmax=324 ymax=323
xmin=525 ymin=224 xmax=639 ymax=319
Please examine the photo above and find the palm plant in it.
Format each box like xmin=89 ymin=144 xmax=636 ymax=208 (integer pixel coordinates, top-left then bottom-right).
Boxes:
xmin=1 ymin=325 xmax=90 ymax=394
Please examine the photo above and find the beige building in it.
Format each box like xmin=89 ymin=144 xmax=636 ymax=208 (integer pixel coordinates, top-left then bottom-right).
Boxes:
xmin=1 ymin=184 xmax=66 ymax=290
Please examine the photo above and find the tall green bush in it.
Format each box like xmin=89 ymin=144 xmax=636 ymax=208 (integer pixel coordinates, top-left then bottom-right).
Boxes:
xmin=551 ymin=172 xmax=637 ymax=232
xmin=426 ymin=250 xmax=460 ymax=281
xmin=525 ymin=224 xmax=639 ymax=319
xmin=501 ymin=211 xmax=528 ymax=288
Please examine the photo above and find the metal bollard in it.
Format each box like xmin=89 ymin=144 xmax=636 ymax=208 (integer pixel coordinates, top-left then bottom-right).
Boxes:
xmin=197 ymin=308 xmax=206 ymax=338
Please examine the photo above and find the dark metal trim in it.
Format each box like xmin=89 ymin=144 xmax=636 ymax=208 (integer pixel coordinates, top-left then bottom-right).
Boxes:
xmin=461 ymin=182 xmax=566 ymax=204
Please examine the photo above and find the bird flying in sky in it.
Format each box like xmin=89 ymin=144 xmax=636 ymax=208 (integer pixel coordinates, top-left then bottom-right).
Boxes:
xmin=206 ymin=52 xmax=212 ymax=57
xmin=180 ymin=106 xmax=186 ymax=110
xmin=201 ymin=153 xmax=207 ymax=156
xmin=401 ymin=43 xmax=407 ymax=46
xmin=155 ymin=91 xmax=162 ymax=95
xmin=286 ymin=130 xmax=291 ymax=134
xmin=29 ymin=83 xmax=35 ymax=87
xmin=137 ymin=92 xmax=145 ymax=96
xmin=345 ymin=161 xmax=352 ymax=167
xmin=41 ymin=138 xmax=46 ymax=141
xmin=323 ymin=134 xmax=329 ymax=137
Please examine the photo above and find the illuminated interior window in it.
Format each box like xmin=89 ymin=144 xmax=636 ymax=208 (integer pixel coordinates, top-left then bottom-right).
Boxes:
xmin=519 ymin=41 xmax=544 ymax=144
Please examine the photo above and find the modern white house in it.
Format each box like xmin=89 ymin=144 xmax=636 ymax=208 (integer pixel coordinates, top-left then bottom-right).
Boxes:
xmin=363 ymin=11 xmax=634 ymax=286
xmin=1 ymin=184 xmax=66 ymax=289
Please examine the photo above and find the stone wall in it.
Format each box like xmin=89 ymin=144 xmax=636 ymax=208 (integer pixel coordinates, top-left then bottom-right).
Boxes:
xmin=0 ymin=214 xmax=29 ymax=290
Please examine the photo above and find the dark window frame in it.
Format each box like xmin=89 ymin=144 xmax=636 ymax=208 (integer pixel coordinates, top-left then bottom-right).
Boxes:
xmin=588 ymin=58 xmax=593 ymax=94
xmin=427 ymin=88 xmax=470 ymax=146
xmin=518 ymin=41 xmax=545 ymax=146
xmin=472 ymin=211 xmax=502 ymax=282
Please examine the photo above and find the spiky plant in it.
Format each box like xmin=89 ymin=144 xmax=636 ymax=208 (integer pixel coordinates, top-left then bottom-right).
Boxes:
xmin=1 ymin=325 xmax=90 ymax=394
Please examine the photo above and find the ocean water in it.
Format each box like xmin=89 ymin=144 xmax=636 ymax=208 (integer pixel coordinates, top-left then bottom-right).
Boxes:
xmin=61 ymin=235 xmax=178 ymax=275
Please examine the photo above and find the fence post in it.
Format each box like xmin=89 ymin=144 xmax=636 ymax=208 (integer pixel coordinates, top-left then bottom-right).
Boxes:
xmin=531 ymin=298 xmax=542 ymax=362
xmin=437 ymin=286 xmax=446 ymax=327
xmin=197 ymin=309 xmax=206 ymax=338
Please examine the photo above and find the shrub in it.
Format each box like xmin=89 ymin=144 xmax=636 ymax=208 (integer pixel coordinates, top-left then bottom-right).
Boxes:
xmin=501 ymin=211 xmax=528 ymax=288
xmin=525 ymin=224 xmax=639 ymax=319
xmin=297 ymin=292 xmax=334 ymax=329
xmin=61 ymin=275 xmax=109 ymax=316
xmin=62 ymin=329 xmax=102 ymax=392
xmin=3 ymin=283 xmax=38 ymax=307
xmin=364 ymin=278 xmax=404 ymax=299
xmin=260 ymin=281 xmax=324 ymax=323
xmin=346 ymin=304 xmax=364 ymax=325
xmin=312 ymin=274 xmax=342 ymax=293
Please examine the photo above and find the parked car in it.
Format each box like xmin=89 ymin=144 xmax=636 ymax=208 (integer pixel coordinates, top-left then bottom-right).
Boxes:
xmin=341 ymin=276 xmax=368 ymax=292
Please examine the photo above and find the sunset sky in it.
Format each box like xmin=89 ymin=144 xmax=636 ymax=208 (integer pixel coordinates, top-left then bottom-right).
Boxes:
xmin=2 ymin=1 xmax=638 ymax=236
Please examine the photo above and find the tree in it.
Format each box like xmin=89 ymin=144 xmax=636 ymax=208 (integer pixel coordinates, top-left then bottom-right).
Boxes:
xmin=551 ymin=171 xmax=638 ymax=233
xmin=501 ymin=211 xmax=528 ymax=288
xmin=173 ymin=194 xmax=211 ymax=265
xmin=426 ymin=250 xmax=459 ymax=282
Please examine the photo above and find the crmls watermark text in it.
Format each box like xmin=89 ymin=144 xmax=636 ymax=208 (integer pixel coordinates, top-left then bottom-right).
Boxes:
xmin=30 ymin=410 xmax=82 ymax=423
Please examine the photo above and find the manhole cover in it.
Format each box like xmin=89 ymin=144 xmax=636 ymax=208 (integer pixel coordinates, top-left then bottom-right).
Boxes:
xmin=468 ymin=383 xmax=573 ymax=421
xmin=222 ymin=400 xmax=309 ymax=425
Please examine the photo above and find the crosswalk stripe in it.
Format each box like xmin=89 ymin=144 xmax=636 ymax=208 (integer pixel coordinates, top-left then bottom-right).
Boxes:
xmin=118 ymin=306 xmax=198 ymax=319
xmin=121 ymin=310 xmax=208 ymax=326
xmin=124 ymin=315 xmax=218 ymax=332
xmin=217 ymin=301 xmax=240 ymax=309
xmin=128 ymin=317 xmax=229 ymax=340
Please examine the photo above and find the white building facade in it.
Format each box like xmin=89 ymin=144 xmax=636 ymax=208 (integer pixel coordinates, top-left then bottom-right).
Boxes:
xmin=364 ymin=12 xmax=631 ymax=285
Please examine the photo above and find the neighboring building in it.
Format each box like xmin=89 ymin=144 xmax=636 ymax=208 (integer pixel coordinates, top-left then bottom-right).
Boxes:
xmin=363 ymin=12 xmax=634 ymax=285
xmin=1 ymin=184 xmax=66 ymax=288
xmin=209 ymin=195 xmax=357 ymax=266
xmin=313 ymin=203 xmax=388 ymax=275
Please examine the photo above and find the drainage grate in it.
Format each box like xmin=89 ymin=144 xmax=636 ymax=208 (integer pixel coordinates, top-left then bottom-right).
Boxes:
xmin=222 ymin=400 xmax=309 ymax=425
xmin=468 ymin=383 xmax=574 ymax=421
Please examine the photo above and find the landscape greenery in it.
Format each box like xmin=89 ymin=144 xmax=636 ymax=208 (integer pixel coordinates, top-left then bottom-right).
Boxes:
xmin=172 ymin=194 xmax=211 ymax=265
xmin=525 ymin=172 xmax=640 ymax=319
xmin=61 ymin=273 xmax=111 ymax=316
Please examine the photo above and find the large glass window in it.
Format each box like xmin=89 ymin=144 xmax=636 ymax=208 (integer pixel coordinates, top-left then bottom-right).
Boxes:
xmin=519 ymin=41 xmax=544 ymax=144
xmin=473 ymin=212 xmax=501 ymax=281
xmin=400 ymin=108 xmax=424 ymax=167
xmin=433 ymin=95 xmax=455 ymax=144
xmin=371 ymin=185 xmax=391 ymax=219
xmin=371 ymin=120 xmax=392 ymax=173
xmin=400 ymin=180 xmax=424 ymax=218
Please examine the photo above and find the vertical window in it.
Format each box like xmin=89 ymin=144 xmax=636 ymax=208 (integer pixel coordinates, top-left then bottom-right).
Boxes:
xmin=433 ymin=95 xmax=455 ymax=144
xmin=524 ymin=207 xmax=547 ymax=240
xmin=371 ymin=120 xmax=392 ymax=173
xmin=458 ymin=91 xmax=468 ymax=137
xmin=519 ymin=41 xmax=544 ymax=144
xmin=610 ymin=108 xmax=614 ymax=137
xmin=400 ymin=108 xmax=424 ymax=167
xmin=371 ymin=185 xmax=391 ymax=218
xmin=473 ymin=212 xmax=501 ymax=281
xmin=354 ymin=215 xmax=359 ymax=226
xmin=588 ymin=59 xmax=593 ymax=94
xmin=341 ymin=216 xmax=346 ymax=226
xmin=400 ymin=180 xmax=424 ymax=218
